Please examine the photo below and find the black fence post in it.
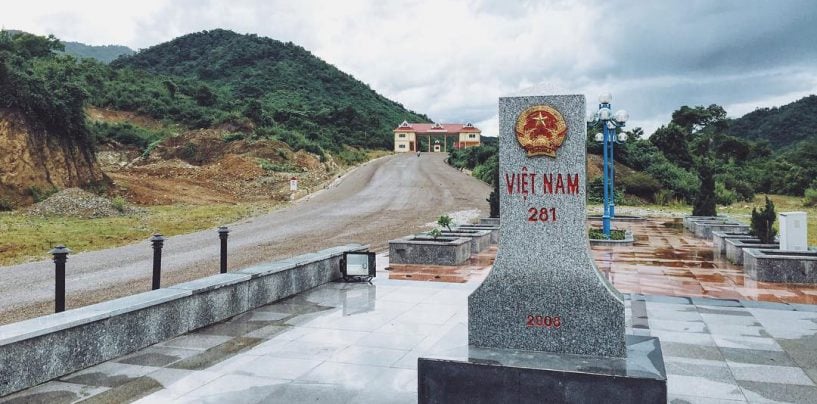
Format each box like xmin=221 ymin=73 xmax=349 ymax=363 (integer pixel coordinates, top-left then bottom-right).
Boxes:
xmin=150 ymin=234 xmax=165 ymax=290
xmin=50 ymin=245 xmax=70 ymax=313
xmin=218 ymin=226 xmax=229 ymax=274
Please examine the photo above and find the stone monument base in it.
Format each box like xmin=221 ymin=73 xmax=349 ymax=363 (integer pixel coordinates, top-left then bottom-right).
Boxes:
xmin=418 ymin=335 xmax=666 ymax=404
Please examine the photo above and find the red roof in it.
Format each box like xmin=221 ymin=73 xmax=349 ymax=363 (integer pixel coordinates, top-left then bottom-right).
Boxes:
xmin=394 ymin=123 xmax=480 ymax=133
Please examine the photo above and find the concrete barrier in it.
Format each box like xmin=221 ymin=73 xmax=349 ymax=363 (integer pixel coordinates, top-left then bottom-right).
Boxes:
xmin=725 ymin=238 xmax=778 ymax=265
xmin=0 ymin=244 xmax=365 ymax=396
xmin=436 ymin=229 xmax=492 ymax=253
xmin=743 ymin=249 xmax=817 ymax=283
xmin=712 ymin=231 xmax=756 ymax=257
xmin=454 ymin=225 xmax=499 ymax=244
xmin=389 ymin=236 xmax=471 ymax=266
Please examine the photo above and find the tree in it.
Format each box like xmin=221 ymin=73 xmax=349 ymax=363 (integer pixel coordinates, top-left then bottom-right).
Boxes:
xmin=692 ymin=159 xmax=717 ymax=216
xmin=163 ymin=80 xmax=177 ymax=98
xmin=750 ymin=196 xmax=777 ymax=244
xmin=650 ymin=123 xmax=694 ymax=170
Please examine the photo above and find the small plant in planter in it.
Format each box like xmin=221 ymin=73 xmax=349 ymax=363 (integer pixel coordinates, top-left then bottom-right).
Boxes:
xmin=750 ymin=196 xmax=777 ymax=244
xmin=589 ymin=228 xmax=626 ymax=240
xmin=429 ymin=228 xmax=442 ymax=240
xmin=437 ymin=215 xmax=453 ymax=231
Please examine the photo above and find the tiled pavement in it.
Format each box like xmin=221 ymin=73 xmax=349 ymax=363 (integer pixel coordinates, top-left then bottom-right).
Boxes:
xmin=592 ymin=218 xmax=817 ymax=304
xmin=3 ymin=278 xmax=816 ymax=403
xmin=3 ymin=218 xmax=817 ymax=403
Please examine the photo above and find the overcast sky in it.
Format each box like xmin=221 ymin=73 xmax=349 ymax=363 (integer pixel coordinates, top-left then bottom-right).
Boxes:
xmin=3 ymin=0 xmax=816 ymax=136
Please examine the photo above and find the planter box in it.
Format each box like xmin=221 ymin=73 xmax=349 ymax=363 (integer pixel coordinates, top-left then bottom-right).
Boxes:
xmin=694 ymin=223 xmax=749 ymax=240
xmin=712 ymin=231 xmax=756 ymax=257
xmin=725 ymin=238 xmax=778 ymax=265
xmin=743 ymin=249 xmax=817 ymax=283
xmin=683 ymin=216 xmax=721 ymax=231
xmin=437 ymin=229 xmax=492 ymax=253
xmin=389 ymin=235 xmax=471 ymax=266
xmin=589 ymin=230 xmax=635 ymax=247
xmin=454 ymin=224 xmax=499 ymax=244
xmin=690 ymin=220 xmax=738 ymax=239
xmin=479 ymin=217 xmax=500 ymax=226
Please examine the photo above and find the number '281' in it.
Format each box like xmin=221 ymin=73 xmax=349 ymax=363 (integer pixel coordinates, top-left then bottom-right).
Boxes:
xmin=528 ymin=207 xmax=557 ymax=222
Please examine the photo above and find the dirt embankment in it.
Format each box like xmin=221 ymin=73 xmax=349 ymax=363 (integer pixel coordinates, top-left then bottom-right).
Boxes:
xmin=92 ymin=110 xmax=340 ymax=206
xmin=0 ymin=108 xmax=108 ymax=208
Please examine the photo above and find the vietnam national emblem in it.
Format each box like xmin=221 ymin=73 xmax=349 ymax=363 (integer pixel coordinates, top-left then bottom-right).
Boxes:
xmin=515 ymin=105 xmax=567 ymax=157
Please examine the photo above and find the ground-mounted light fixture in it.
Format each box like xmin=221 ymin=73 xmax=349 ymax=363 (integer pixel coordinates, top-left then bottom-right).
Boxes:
xmin=587 ymin=93 xmax=629 ymax=239
xmin=341 ymin=251 xmax=376 ymax=282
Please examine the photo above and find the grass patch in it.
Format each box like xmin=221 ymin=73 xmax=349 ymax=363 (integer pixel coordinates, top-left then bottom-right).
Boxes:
xmin=0 ymin=202 xmax=282 ymax=266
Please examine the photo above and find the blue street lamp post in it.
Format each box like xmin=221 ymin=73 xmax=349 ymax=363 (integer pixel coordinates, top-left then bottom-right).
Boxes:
xmin=588 ymin=93 xmax=629 ymax=239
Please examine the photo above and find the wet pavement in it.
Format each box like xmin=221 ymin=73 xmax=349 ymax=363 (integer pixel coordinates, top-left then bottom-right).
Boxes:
xmin=3 ymin=217 xmax=817 ymax=403
xmin=593 ymin=218 xmax=817 ymax=305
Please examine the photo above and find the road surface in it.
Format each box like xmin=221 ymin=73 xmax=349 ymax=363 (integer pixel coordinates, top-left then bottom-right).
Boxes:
xmin=0 ymin=153 xmax=491 ymax=324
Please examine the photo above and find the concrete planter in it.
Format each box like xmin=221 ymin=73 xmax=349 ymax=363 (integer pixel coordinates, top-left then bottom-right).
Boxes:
xmin=712 ymin=231 xmax=756 ymax=257
xmin=589 ymin=230 xmax=634 ymax=247
xmin=725 ymin=238 xmax=779 ymax=265
xmin=695 ymin=223 xmax=749 ymax=240
xmin=436 ymin=229 xmax=492 ymax=253
xmin=479 ymin=217 xmax=500 ymax=226
xmin=743 ymin=249 xmax=817 ymax=283
xmin=683 ymin=216 xmax=721 ymax=231
xmin=454 ymin=224 xmax=499 ymax=244
xmin=389 ymin=235 xmax=471 ymax=266
xmin=690 ymin=220 xmax=739 ymax=239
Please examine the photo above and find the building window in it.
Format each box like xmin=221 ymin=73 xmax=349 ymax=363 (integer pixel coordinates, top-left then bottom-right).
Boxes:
xmin=398 ymin=133 xmax=406 ymax=138
xmin=469 ymin=134 xmax=476 ymax=138
xmin=398 ymin=144 xmax=406 ymax=148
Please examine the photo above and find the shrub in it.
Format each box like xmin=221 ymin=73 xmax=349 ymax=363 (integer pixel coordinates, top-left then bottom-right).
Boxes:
xmin=692 ymin=162 xmax=717 ymax=216
xmin=29 ymin=186 xmax=58 ymax=203
xmin=653 ymin=189 xmax=674 ymax=206
xmin=715 ymin=182 xmax=737 ymax=206
xmin=111 ymin=196 xmax=126 ymax=213
xmin=750 ymin=196 xmax=777 ymax=244
xmin=589 ymin=228 xmax=626 ymax=240
xmin=437 ymin=215 xmax=453 ymax=231
xmin=618 ymin=171 xmax=661 ymax=201
xmin=804 ymin=188 xmax=817 ymax=207
xmin=223 ymin=132 xmax=245 ymax=142
xmin=0 ymin=197 xmax=14 ymax=211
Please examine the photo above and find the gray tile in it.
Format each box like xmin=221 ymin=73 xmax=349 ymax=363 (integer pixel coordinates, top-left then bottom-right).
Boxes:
xmin=0 ymin=381 xmax=108 ymax=404
xmin=243 ymin=324 xmax=290 ymax=339
xmin=357 ymin=332 xmax=426 ymax=350
xmin=661 ymin=342 xmax=725 ymax=361
xmin=738 ymin=380 xmax=817 ymax=404
xmin=727 ymin=362 xmax=815 ymax=386
xmin=778 ymin=335 xmax=817 ymax=369
xmin=667 ymin=374 xmax=745 ymax=401
xmin=668 ymin=394 xmax=747 ymax=403
xmin=697 ymin=307 xmax=753 ymax=317
xmin=60 ymin=362 xmax=158 ymax=388
xmin=719 ymin=347 xmax=795 ymax=367
xmin=713 ymin=336 xmax=782 ymax=351
xmin=156 ymin=334 xmax=233 ymax=351
xmin=115 ymin=346 xmax=200 ymax=367
xmin=178 ymin=374 xmax=288 ymax=403
xmin=665 ymin=358 xmax=736 ymax=384
xmin=650 ymin=330 xmax=716 ymax=346
xmin=329 ymin=345 xmax=409 ymax=366
xmin=693 ymin=299 xmax=742 ymax=308
xmin=297 ymin=362 xmax=389 ymax=390
xmin=229 ymin=356 xmax=322 ymax=380
xmin=650 ymin=319 xmax=708 ymax=333
xmin=258 ymin=381 xmax=359 ymax=404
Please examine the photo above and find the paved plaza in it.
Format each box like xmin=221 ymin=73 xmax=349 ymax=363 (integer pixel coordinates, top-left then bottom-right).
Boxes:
xmin=2 ymin=220 xmax=817 ymax=403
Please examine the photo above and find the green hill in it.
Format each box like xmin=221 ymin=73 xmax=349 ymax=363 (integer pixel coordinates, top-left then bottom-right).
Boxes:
xmin=727 ymin=95 xmax=817 ymax=149
xmin=111 ymin=29 xmax=430 ymax=151
xmin=60 ymin=41 xmax=134 ymax=63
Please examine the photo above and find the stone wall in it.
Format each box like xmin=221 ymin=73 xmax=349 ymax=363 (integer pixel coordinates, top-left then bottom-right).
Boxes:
xmin=0 ymin=244 xmax=364 ymax=396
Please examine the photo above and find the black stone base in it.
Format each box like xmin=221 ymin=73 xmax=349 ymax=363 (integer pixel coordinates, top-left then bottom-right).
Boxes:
xmin=418 ymin=335 xmax=666 ymax=404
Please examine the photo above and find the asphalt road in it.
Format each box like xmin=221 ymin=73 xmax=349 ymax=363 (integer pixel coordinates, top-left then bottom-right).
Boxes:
xmin=0 ymin=153 xmax=491 ymax=324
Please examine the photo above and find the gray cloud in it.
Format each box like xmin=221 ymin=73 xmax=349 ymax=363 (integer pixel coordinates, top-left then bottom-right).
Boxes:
xmin=3 ymin=0 xmax=815 ymax=135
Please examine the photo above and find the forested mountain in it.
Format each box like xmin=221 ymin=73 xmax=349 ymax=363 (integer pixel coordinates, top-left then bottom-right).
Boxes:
xmin=111 ymin=29 xmax=430 ymax=151
xmin=726 ymin=95 xmax=817 ymax=149
xmin=60 ymin=41 xmax=134 ymax=63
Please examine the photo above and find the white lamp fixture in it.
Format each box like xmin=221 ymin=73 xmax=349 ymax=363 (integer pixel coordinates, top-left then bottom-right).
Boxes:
xmin=614 ymin=110 xmax=630 ymax=123
xmin=598 ymin=107 xmax=612 ymax=120
xmin=599 ymin=93 xmax=612 ymax=104
xmin=595 ymin=132 xmax=604 ymax=142
xmin=617 ymin=132 xmax=628 ymax=142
